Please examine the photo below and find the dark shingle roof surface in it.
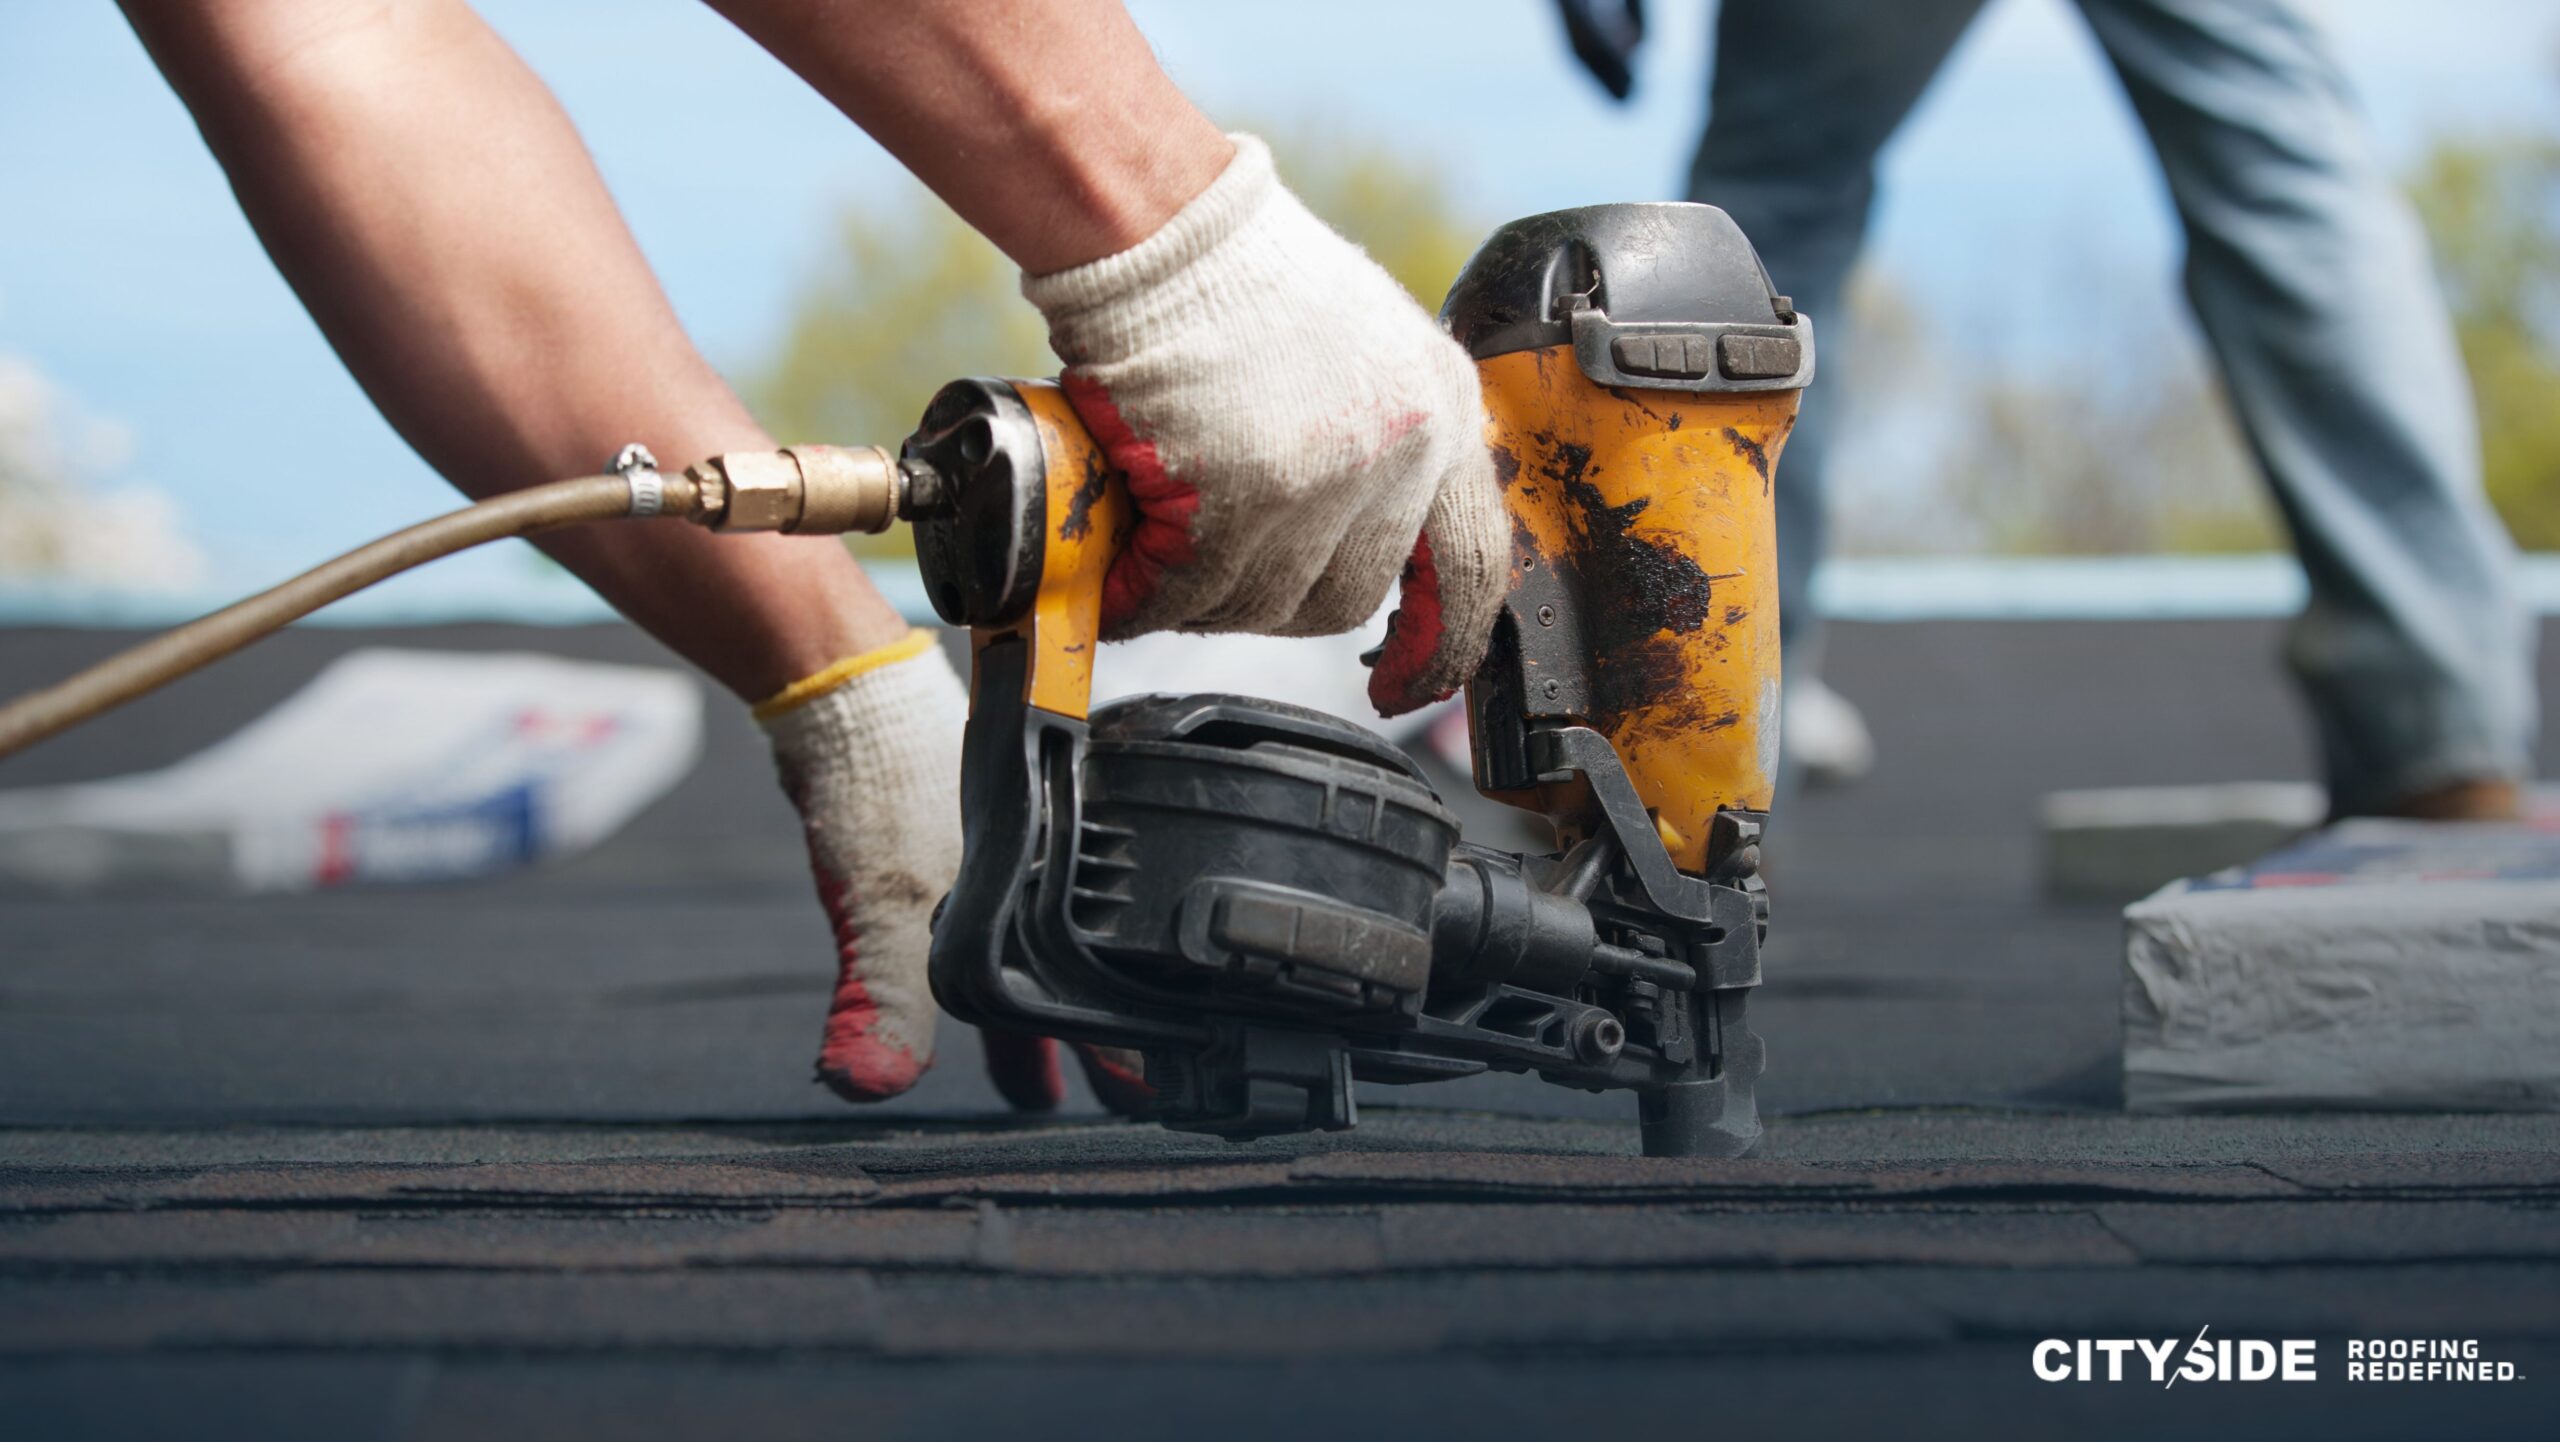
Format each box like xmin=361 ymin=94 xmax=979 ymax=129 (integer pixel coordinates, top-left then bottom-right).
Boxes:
xmin=3 ymin=619 xmax=2554 ymax=1439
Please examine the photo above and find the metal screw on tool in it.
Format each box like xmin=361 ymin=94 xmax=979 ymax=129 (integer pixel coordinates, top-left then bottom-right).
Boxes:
xmin=1537 ymin=604 xmax=1557 ymax=626
xmin=1543 ymin=679 xmax=1561 ymax=699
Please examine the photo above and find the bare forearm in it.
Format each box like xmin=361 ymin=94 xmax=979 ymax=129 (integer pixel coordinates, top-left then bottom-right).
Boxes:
xmin=120 ymin=0 xmax=901 ymax=696
xmin=707 ymin=0 xmax=1232 ymax=273
xmin=125 ymin=0 xmax=759 ymax=491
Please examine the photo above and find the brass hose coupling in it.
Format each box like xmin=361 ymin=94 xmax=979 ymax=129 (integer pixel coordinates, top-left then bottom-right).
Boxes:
xmin=679 ymin=444 xmax=927 ymax=536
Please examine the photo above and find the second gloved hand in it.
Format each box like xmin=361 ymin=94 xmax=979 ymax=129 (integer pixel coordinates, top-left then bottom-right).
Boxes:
xmin=1023 ymin=135 xmax=1507 ymax=717
xmin=759 ymin=633 xmax=1150 ymax=1116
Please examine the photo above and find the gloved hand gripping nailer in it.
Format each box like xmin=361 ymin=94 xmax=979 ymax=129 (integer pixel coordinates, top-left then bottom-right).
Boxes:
xmin=901 ymin=204 xmax=1811 ymax=1157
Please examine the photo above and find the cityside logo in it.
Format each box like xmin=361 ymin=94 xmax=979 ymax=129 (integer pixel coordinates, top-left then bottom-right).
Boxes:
xmin=2033 ymin=1331 xmax=2525 ymax=1385
xmin=2034 ymin=1330 xmax=2315 ymax=1385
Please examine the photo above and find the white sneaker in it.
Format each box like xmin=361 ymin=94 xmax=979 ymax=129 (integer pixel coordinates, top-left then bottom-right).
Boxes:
xmin=1785 ymin=676 xmax=1875 ymax=787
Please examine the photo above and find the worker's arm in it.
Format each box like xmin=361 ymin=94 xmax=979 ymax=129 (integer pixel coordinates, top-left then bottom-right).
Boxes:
xmin=117 ymin=0 xmax=905 ymax=703
xmin=704 ymin=0 xmax=1231 ymax=275
xmin=711 ymin=0 xmax=1507 ymax=712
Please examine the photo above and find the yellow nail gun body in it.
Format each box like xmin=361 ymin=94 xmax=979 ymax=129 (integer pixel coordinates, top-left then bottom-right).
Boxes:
xmin=907 ymin=203 xmax=1809 ymax=1156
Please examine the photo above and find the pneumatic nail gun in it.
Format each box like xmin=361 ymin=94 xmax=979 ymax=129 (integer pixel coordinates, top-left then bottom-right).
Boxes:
xmin=900 ymin=203 xmax=1811 ymax=1157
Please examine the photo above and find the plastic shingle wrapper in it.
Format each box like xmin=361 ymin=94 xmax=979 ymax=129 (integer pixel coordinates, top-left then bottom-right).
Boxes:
xmin=0 ymin=648 xmax=700 ymax=892
xmin=2123 ymin=815 xmax=2560 ymax=1112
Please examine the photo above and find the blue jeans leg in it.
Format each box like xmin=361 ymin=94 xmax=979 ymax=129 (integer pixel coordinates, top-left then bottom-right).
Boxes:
xmin=2074 ymin=0 xmax=2535 ymax=810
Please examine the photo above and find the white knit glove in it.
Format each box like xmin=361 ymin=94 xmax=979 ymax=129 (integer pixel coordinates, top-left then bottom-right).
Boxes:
xmin=1023 ymin=135 xmax=1508 ymax=715
xmin=757 ymin=633 xmax=1154 ymax=1115
xmin=757 ymin=632 xmax=966 ymax=1102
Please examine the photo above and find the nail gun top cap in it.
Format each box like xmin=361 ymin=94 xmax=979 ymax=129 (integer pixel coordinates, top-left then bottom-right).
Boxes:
xmin=1440 ymin=202 xmax=1813 ymax=394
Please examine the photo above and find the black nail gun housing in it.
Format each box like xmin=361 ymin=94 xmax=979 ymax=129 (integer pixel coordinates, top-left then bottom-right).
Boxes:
xmin=930 ymin=650 xmax=1763 ymax=1155
xmin=1074 ymin=696 xmax=1457 ymax=1021
xmin=922 ymin=602 xmax=1764 ymax=1156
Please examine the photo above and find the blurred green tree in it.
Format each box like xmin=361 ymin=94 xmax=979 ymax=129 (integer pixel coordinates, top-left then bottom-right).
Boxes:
xmin=1938 ymin=365 xmax=2273 ymax=557
xmin=2408 ymin=129 xmax=2560 ymax=549
xmin=752 ymin=132 xmax=1484 ymax=556
xmin=1826 ymin=260 xmax=2279 ymax=559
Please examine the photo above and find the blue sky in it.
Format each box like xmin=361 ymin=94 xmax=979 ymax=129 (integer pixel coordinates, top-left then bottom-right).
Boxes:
xmin=2 ymin=0 xmax=2555 ymax=615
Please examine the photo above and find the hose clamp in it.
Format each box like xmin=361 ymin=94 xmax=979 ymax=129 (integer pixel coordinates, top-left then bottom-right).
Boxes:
xmin=609 ymin=442 xmax=665 ymax=518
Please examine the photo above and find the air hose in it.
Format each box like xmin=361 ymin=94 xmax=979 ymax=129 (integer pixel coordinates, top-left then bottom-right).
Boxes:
xmin=0 ymin=443 xmax=919 ymax=763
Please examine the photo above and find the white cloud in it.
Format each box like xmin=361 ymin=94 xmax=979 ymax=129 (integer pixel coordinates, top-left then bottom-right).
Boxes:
xmin=0 ymin=354 xmax=208 ymax=592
